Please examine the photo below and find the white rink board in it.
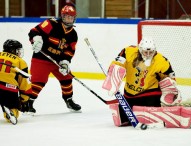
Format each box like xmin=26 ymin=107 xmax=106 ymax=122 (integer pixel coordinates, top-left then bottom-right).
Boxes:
xmin=0 ymin=21 xmax=137 ymax=73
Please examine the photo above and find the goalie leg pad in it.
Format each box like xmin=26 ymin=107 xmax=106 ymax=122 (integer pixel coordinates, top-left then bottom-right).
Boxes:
xmin=133 ymin=106 xmax=182 ymax=128
xmin=102 ymin=64 xmax=126 ymax=96
xmin=109 ymin=103 xmax=129 ymax=127
xmin=180 ymin=107 xmax=191 ymax=128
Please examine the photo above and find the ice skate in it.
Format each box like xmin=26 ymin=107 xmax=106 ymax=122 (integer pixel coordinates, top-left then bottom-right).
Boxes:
xmin=27 ymin=99 xmax=36 ymax=115
xmin=65 ymin=98 xmax=81 ymax=112
xmin=3 ymin=106 xmax=18 ymax=125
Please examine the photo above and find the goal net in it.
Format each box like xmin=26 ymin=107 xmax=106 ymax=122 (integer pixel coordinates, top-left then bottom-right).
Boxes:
xmin=138 ymin=20 xmax=191 ymax=99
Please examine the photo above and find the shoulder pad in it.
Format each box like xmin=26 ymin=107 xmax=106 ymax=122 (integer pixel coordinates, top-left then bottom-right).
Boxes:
xmin=49 ymin=17 xmax=58 ymax=23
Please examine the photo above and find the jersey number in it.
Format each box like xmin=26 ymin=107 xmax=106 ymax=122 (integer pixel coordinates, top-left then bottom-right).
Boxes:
xmin=0 ymin=59 xmax=12 ymax=73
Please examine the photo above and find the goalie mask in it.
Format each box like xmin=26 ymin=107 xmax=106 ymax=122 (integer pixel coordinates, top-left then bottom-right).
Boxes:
xmin=138 ymin=37 xmax=156 ymax=66
xmin=61 ymin=5 xmax=76 ymax=27
xmin=3 ymin=39 xmax=24 ymax=58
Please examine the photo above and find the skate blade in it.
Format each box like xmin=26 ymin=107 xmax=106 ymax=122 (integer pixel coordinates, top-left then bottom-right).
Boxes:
xmin=22 ymin=112 xmax=35 ymax=116
xmin=4 ymin=107 xmax=17 ymax=125
xmin=68 ymin=109 xmax=82 ymax=113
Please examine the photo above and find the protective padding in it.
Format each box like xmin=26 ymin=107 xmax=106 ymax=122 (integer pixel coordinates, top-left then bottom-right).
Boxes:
xmin=133 ymin=106 xmax=181 ymax=128
xmin=102 ymin=64 xmax=126 ymax=96
xmin=180 ymin=107 xmax=191 ymax=128
xmin=109 ymin=103 xmax=122 ymax=127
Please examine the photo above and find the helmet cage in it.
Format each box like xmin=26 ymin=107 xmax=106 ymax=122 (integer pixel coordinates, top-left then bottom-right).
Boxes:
xmin=16 ymin=48 xmax=24 ymax=58
xmin=61 ymin=14 xmax=76 ymax=27
xmin=138 ymin=37 xmax=156 ymax=61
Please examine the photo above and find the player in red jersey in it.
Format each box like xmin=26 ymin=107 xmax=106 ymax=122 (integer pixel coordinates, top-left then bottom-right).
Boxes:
xmin=28 ymin=5 xmax=81 ymax=113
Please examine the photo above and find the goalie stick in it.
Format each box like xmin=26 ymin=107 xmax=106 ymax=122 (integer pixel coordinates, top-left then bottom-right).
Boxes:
xmin=84 ymin=38 xmax=165 ymax=129
xmin=0 ymin=62 xmax=31 ymax=78
xmin=39 ymin=51 xmax=117 ymax=105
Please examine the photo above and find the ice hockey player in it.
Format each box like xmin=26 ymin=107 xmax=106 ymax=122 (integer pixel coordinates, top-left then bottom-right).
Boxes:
xmin=102 ymin=37 xmax=191 ymax=128
xmin=0 ymin=39 xmax=32 ymax=125
xmin=28 ymin=5 xmax=81 ymax=114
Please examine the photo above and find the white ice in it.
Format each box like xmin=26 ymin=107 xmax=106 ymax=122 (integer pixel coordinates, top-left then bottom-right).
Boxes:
xmin=0 ymin=78 xmax=191 ymax=146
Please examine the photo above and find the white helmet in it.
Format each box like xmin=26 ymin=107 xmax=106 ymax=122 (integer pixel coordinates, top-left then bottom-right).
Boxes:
xmin=138 ymin=37 xmax=156 ymax=66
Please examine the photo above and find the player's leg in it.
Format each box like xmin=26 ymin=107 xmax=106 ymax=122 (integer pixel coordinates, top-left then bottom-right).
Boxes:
xmin=0 ymin=89 xmax=20 ymax=124
xmin=111 ymin=93 xmax=161 ymax=127
xmin=29 ymin=59 xmax=51 ymax=113
xmin=109 ymin=103 xmax=130 ymax=126
xmin=53 ymin=70 xmax=81 ymax=112
xmin=3 ymin=107 xmax=19 ymax=125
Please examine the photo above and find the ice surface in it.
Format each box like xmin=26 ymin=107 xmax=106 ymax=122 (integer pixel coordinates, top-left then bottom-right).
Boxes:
xmin=0 ymin=78 xmax=191 ymax=146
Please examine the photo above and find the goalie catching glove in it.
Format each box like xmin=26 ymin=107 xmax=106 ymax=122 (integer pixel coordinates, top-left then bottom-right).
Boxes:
xmin=102 ymin=64 xmax=126 ymax=96
xmin=32 ymin=35 xmax=43 ymax=53
xmin=159 ymin=77 xmax=182 ymax=106
xmin=59 ymin=60 xmax=70 ymax=76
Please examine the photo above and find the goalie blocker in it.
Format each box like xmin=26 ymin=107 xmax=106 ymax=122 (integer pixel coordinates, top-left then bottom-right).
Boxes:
xmin=102 ymin=64 xmax=126 ymax=96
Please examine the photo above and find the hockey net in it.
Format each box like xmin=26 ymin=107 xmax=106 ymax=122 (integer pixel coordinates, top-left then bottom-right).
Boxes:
xmin=138 ymin=20 xmax=191 ymax=99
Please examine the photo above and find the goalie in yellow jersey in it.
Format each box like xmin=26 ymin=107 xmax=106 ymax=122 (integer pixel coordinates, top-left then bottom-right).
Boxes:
xmin=102 ymin=37 xmax=191 ymax=128
xmin=0 ymin=39 xmax=32 ymax=125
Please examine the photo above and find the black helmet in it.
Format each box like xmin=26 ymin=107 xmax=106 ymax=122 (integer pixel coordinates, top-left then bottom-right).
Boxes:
xmin=3 ymin=39 xmax=23 ymax=57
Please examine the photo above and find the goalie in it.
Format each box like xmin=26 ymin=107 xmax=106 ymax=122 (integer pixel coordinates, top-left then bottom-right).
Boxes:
xmin=102 ymin=37 xmax=191 ymax=128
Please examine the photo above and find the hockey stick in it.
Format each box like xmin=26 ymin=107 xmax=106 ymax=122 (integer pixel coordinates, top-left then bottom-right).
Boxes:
xmin=0 ymin=62 xmax=31 ymax=78
xmin=84 ymin=38 xmax=165 ymax=129
xmin=39 ymin=51 xmax=117 ymax=105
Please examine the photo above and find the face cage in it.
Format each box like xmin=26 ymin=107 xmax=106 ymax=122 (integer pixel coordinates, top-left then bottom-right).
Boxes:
xmin=16 ymin=48 xmax=24 ymax=58
xmin=61 ymin=14 xmax=76 ymax=27
xmin=140 ymin=47 xmax=155 ymax=61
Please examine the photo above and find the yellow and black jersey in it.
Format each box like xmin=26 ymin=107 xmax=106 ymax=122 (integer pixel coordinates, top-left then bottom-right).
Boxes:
xmin=111 ymin=46 xmax=175 ymax=97
xmin=28 ymin=18 xmax=78 ymax=63
xmin=0 ymin=52 xmax=31 ymax=102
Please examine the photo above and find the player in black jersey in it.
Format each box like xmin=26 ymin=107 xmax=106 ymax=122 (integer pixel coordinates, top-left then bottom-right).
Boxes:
xmin=28 ymin=5 xmax=81 ymax=113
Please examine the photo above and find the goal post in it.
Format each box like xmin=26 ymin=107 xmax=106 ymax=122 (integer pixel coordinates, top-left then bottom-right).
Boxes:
xmin=137 ymin=20 xmax=191 ymax=98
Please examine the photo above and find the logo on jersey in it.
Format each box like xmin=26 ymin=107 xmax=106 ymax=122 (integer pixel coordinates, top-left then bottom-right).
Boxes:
xmin=6 ymin=83 xmax=17 ymax=89
xmin=135 ymin=67 xmax=148 ymax=87
xmin=58 ymin=38 xmax=68 ymax=50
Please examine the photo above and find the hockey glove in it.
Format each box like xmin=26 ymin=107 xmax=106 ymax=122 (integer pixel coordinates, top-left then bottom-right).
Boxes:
xmin=159 ymin=77 xmax=182 ymax=106
xmin=102 ymin=64 xmax=126 ymax=96
xmin=59 ymin=60 xmax=70 ymax=76
xmin=32 ymin=35 xmax=43 ymax=53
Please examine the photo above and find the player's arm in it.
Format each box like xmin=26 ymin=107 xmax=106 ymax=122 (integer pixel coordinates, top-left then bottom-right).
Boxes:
xmin=158 ymin=58 xmax=182 ymax=106
xmin=28 ymin=19 xmax=54 ymax=41
xmin=17 ymin=60 xmax=32 ymax=101
xmin=17 ymin=60 xmax=32 ymax=112
xmin=102 ymin=48 xmax=127 ymax=96
xmin=58 ymin=30 xmax=78 ymax=76
xmin=28 ymin=19 xmax=54 ymax=53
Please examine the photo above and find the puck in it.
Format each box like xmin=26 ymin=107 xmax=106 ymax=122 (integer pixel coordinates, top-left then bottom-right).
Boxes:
xmin=141 ymin=124 xmax=147 ymax=130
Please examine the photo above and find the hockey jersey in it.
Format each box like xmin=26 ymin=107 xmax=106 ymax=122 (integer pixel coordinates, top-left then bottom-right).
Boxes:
xmin=0 ymin=52 xmax=31 ymax=102
xmin=111 ymin=46 xmax=175 ymax=96
xmin=28 ymin=18 xmax=78 ymax=63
